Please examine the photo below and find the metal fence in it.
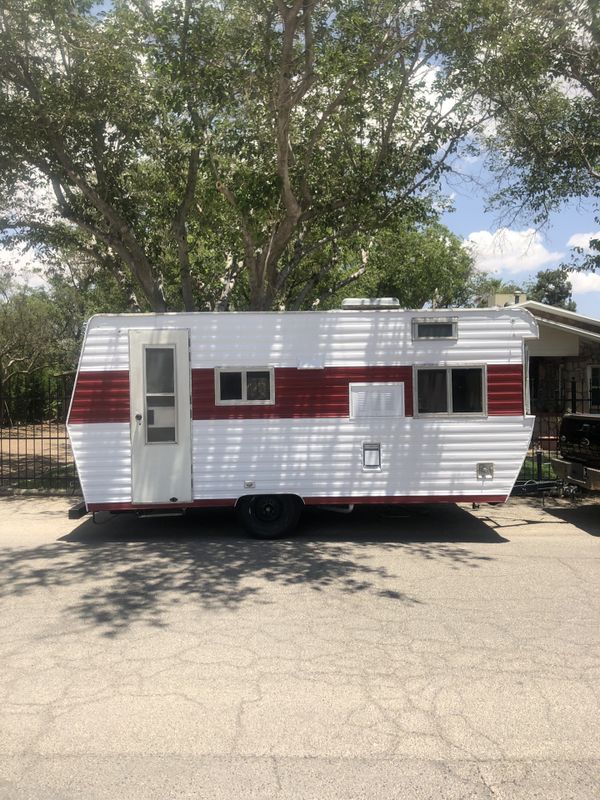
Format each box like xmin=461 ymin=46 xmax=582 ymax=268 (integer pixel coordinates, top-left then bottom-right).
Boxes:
xmin=519 ymin=378 xmax=597 ymax=483
xmin=0 ymin=373 xmax=79 ymax=493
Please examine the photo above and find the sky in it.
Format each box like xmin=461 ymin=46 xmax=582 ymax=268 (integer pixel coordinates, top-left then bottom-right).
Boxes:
xmin=441 ymin=157 xmax=600 ymax=317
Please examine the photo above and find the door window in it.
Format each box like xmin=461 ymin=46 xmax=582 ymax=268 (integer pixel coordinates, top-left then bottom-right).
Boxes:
xmin=145 ymin=346 xmax=177 ymax=443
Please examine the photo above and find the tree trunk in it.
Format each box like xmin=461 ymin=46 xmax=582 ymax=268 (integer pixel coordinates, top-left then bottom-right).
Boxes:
xmin=173 ymin=225 xmax=197 ymax=312
xmin=247 ymin=254 xmax=274 ymax=311
xmin=132 ymin=258 xmax=167 ymax=312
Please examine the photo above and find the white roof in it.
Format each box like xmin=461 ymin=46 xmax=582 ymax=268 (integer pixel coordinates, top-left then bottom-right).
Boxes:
xmin=515 ymin=300 xmax=600 ymax=345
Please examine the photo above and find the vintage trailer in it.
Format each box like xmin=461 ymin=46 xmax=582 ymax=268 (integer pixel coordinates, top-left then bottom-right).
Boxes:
xmin=67 ymin=303 xmax=538 ymax=536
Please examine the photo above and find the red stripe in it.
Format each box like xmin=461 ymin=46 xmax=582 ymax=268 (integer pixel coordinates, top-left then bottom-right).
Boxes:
xmin=70 ymin=364 xmax=525 ymax=423
xmin=487 ymin=364 xmax=524 ymax=415
xmin=68 ymin=371 xmax=130 ymax=424
xmin=192 ymin=366 xmax=413 ymax=419
xmin=87 ymin=494 xmax=507 ymax=512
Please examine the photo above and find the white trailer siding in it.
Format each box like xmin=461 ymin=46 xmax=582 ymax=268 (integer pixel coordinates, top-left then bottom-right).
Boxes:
xmin=77 ymin=309 xmax=534 ymax=371
xmin=68 ymin=423 xmax=132 ymax=504
xmin=191 ymin=417 xmax=534 ymax=501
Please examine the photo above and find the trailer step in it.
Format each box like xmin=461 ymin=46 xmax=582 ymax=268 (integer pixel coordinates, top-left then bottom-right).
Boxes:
xmin=68 ymin=501 xmax=88 ymax=520
xmin=135 ymin=509 xmax=187 ymax=519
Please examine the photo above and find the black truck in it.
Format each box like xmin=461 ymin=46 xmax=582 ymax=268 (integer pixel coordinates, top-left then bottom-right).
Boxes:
xmin=551 ymin=413 xmax=600 ymax=491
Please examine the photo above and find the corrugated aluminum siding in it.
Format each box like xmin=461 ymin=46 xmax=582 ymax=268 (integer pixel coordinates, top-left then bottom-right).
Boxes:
xmin=191 ymin=417 xmax=534 ymax=501
xmin=68 ymin=309 xmax=537 ymax=505
xmin=192 ymin=366 xmax=413 ymax=419
xmin=68 ymin=371 xmax=130 ymax=424
xmin=78 ymin=309 xmax=538 ymax=371
xmin=487 ymin=364 xmax=524 ymax=415
xmin=68 ymin=423 xmax=131 ymax=503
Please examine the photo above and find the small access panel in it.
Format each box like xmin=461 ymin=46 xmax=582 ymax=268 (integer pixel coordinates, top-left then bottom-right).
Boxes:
xmin=129 ymin=329 xmax=192 ymax=504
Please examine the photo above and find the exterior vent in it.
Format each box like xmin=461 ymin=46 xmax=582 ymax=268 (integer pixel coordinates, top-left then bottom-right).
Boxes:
xmin=350 ymin=383 xmax=405 ymax=418
xmin=341 ymin=297 xmax=400 ymax=309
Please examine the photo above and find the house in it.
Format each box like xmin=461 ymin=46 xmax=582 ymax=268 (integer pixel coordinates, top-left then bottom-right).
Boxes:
xmin=485 ymin=296 xmax=600 ymax=457
xmin=519 ymin=300 xmax=600 ymax=416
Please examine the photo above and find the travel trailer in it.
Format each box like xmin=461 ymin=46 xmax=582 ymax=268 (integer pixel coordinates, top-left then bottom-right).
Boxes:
xmin=67 ymin=301 xmax=538 ymax=536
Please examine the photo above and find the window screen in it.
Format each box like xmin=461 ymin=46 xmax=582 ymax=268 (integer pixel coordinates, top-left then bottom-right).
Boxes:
xmin=145 ymin=347 xmax=176 ymax=443
xmin=216 ymin=368 xmax=274 ymax=404
xmin=417 ymin=369 xmax=448 ymax=414
xmin=416 ymin=366 xmax=484 ymax=415
xmin=451 ymin=368 xmax=483 ymax=413
xmin=412 ymin=318 xmax=457 ymax=340
xmin=247 ymin=371 xmax=271 ymax=401
xmin=591 ymin=366 xmax=600 ymax=409
xmin=220 ymin=371 xmax=243 ymax=401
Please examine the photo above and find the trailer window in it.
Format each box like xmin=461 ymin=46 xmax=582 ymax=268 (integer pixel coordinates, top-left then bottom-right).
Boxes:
xmin=412 ymin=317 xmax=457 ymax=340
xmin=216 ymin=368 xmax=274 ymax=405
xmin=416 ymin=366 xmax=484 ymax=415
xmin=144 ymin=347 xmax=177 ymax=443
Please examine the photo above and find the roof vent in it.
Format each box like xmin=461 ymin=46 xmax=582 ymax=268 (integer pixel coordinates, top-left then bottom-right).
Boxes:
xmin=341 ymin=297 xmax=400 ymax=309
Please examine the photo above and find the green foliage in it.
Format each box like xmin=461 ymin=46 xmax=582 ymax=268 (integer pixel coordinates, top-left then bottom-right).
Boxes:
xmin=458 ymin=0 xmax=600 ymax=274
xmin=526 ymin=268 xmax=577 ymax=311
xmin=0 ymin=0 xmax=511 ymax=311
xmin=0 ymin=246 xmax=133 ymax=384
xmin=316 ymin=221 xmax=475 ymax=310
xmin=0 ymin=288 xmax=74 ymax=383
xmin=466 ymin=274 xmax=524 ymax=307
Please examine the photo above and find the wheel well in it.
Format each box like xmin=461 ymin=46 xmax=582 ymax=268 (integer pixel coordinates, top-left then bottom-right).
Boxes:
xmin=234 ymin=493 xmax=305 ymax=508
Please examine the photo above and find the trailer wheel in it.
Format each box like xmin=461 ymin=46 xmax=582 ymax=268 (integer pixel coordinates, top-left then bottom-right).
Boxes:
xmin=236 ymin=494 xmax=302 ymax=539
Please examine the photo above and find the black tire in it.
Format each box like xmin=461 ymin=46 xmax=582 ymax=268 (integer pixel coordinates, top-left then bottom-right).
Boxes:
xmin=235 ymin=494 xmax=303 ymax=539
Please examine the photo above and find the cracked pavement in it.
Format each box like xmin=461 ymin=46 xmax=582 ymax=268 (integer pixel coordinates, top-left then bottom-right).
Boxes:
xmin=0 ymin=496 xmax=599 ymax=798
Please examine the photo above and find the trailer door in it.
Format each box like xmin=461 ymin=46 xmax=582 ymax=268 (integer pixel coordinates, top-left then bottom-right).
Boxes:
xmin=129 ymin=329 xmax=192 ymax=504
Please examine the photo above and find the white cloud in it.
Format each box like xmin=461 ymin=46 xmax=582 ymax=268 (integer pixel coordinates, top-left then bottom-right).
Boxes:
xmin=465 ymin=228 xmax=564 ymax=274
xmin=568 ymin=270 xmax=600 ymax=293
xmin=567 ymin=231 xmax=600 ymax=251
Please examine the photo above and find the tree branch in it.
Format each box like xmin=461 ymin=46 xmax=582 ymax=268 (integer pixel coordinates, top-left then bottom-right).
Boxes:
xmin=172 ymin=146 xmax=200 ymax=311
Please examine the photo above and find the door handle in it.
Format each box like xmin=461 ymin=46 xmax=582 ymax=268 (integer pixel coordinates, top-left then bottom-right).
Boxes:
xmin=135 ymin=413 xmax=142 ymax=425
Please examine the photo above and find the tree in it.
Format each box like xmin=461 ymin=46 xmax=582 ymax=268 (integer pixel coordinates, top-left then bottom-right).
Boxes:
xmin=454 ymin=0 xmax=600 ymax=271
xmin=315 ymin=221 xmax=475 ymax=309
xmin=466 ymin=275 xmax=523 ymax=308
xmin=526 ymin=268 xmax=576 ymax=310
xmin=0 ymin=1 xmax=505 ymax=311
xmin=0 ymin=243 xmax=134 ymax=391
xmin=0 ymin=288 xmax=71 ymax=387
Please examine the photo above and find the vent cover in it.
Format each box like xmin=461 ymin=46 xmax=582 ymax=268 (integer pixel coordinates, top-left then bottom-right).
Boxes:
xmin=350 ymin=383 xmax=405 ymax=418
xmin=341 ymin=297 xmax=400 ymax=309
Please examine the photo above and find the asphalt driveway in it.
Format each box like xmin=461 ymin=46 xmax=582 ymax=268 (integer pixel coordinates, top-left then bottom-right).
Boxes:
xmin=0 ymin=496 xmax=599 ymax=799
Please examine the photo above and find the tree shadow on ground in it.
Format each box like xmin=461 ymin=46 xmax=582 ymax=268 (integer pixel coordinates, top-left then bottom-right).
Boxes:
xmin=545 ymin=504 xmax=600 ymax=537
xmin=0 ymin=504 xmax=506 ymax=637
